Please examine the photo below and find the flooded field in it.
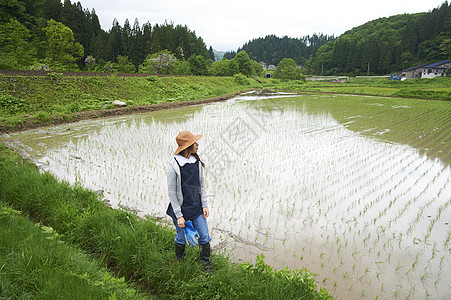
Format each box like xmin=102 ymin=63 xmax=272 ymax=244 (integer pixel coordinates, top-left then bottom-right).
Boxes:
xmin=1 ymin=92 xmax=450 ymax=299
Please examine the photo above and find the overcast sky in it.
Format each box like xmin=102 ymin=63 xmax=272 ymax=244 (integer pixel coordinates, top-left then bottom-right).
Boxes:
xmin=78 ymin=0 xmax=445 ymax=51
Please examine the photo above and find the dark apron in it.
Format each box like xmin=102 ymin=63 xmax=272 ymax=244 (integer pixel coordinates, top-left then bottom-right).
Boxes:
xmin=166 ymin=158 xmax=202 ymax=221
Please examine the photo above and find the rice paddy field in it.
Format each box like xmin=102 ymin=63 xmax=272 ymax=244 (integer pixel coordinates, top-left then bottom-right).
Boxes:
xmin=1 ymin=91 xmax=450 ymax=299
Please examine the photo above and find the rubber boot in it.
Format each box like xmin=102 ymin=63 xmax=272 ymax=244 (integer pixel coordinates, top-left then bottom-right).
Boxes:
xmin=199 ymin=242 xmax=214 ymax=275
xmin=175 ymin=243 xmax=186 ymax=262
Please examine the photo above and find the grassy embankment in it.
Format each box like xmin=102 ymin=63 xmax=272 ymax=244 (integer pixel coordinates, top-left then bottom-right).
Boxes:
xmin=0 ymin=201 xmax=145 ymax=299
xmin=0 ymin=145 xmax=332 ymax=299
xmin=298 ymin=77 xmax=451 ymax=100
xmin=0 ymin=74 xmax=263 ymax=131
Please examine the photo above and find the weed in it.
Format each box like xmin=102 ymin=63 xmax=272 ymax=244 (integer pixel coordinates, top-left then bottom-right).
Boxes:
xmin=33 ymin=111 xmax=50 ymax=122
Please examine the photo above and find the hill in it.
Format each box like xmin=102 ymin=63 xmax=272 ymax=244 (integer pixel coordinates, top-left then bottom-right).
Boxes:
xmin=235 ymin=34 xmax=335 ymax=66
xmin=309 ymin=1 xmax=451 ymax=75
xmin=213 ymin=49 xmax=226 ymax=61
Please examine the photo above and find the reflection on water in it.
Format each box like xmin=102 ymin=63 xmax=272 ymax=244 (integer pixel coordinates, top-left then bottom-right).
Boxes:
xmin=1 ymin=92 xmax=450 ymax=300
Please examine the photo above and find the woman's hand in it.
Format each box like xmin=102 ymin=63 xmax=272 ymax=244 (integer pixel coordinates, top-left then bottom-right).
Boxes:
xmin=203 ymin=207 xmax=209 ymax=218
xmin=177 ymin=217 xmax=186 ymax=228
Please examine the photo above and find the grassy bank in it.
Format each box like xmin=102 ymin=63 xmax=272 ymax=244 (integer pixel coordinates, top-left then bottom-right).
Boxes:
xmin=297 ymin=77 xmax=451 ymax=100
xmin=0 ymin=74 xmax=260 ymax=131
xmin=0 ymin=202 xmax=145 ymax=299
xmin=0 ymin=145 xmax=332 ymax=299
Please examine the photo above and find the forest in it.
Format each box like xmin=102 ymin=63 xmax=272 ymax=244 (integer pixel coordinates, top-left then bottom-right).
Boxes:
xmin=224 ymin=34 xmax=336 ymax=66
xmin=310 ymin=1 xmax=451 ymax=75
xmin=0 ymin=0 xmax=213 ymax=73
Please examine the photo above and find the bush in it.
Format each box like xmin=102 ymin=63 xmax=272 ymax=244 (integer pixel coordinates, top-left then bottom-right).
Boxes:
xmin=0 ymin=95 xmax=30 ymax=114
xmin=46 ymin=72 xmax=64 ymax=80
xmin=0 ymin=115 xmax=24 ymax=126
xmin=139 ymin=50 xmax=178 ymax=74
xmin=234 ymin=73 xmax=250 ymax=85
xmin=273 ymin=58 xmax=303 ymax=81
xmin=145 ymin=75 xmax=160 ymax=82
xmin=33 ymin=111 xmax=50 ymax=122
xmin=62 ymin=113 xmax=76 ymax=121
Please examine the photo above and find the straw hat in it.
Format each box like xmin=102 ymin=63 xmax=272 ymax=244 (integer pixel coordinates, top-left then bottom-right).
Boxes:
xmin=174 ymin=130 xmax=203 ymax=154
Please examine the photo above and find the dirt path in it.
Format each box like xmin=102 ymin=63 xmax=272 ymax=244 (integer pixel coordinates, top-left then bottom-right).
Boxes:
xmin=0 ymin=91 xmax=249 ymax=134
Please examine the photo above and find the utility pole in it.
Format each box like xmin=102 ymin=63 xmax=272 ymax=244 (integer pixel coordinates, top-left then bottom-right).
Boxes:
xmin=321 ymin=64 xmax=324 ymax=76
xmin=367 ymin=62 xmax=370 ymax=76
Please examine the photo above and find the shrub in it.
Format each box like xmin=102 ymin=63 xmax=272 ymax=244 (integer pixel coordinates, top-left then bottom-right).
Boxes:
xmin=46 ymin=72 xmax=64 ymax=80
xmin=234 ymin=73 xmax=250 ymax=85
xmin=273 ymin=58 xmax=303 ymax=81
xmin=0 ymin=95 xmax=30 ymax=114
xmin=33 ymin=111 xmax=50 ymax=122
xmin=0 ymin=115 xmax=24 ymax=126
xmin=145 ymin=75 xmax=159 ymax=82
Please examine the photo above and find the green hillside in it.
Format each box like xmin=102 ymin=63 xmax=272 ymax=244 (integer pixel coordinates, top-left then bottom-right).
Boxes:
xmin=310 ymin=2 xmax=451 ymax=75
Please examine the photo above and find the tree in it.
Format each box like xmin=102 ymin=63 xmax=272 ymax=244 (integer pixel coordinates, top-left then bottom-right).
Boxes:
xmin=273 ymin=58 xmax=303 ymax=81
xmin=43 ymin=19 xmax=84 ymax=66
xmin=310 ymin=41 xmax=334 ymax=74
xmin=223 ymin=51 xmax=236 ymax=60
xmin=139 ymin=50 xmax=178 ymax=74
xmin=128 ymin=18 xmax=143 ymax=68
xmin=0 ymin=19 xmax=35 ymax=68
xmin=234 ymin=50 xmax=253 ymax=76
xmin=121 ymin=19 xmax=131 ymax=56
xmin=208 ymin=46 xmax=215 ymax=61
xmin=142 ymin=22 xmax=152 ymax=56
xmin=251 ymin=60 xmax=264 ymax=77
xmin=210 ymin=57 xmax=241 ymax=76
xmin=439 ymin=38 xmax=451 ymax=57
xmin=42 ymin=0 xmax=62 ymax=23
xmin=210 ymin=59 xmax=232 ymax=76
xmin=116 ymin=55 xmax=135 ymax=73
xmin=0 ymin=0 xmax=26 ymax=24
xmin=106 ymin=18 xmax=122 ymax=61
xmin=188 ymin=54 xmax=209 ymax=75
xmin=310 ymin=3 xmax=451 ymax=75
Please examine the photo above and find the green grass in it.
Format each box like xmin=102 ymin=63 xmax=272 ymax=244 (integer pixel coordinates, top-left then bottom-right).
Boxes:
xmin=273 ymin=77 xmax=451 ymax=100
xmin=0 ymin=144 xmax=333 ymax=299
xmin=0 ymin=203 xmax=145 ymax=299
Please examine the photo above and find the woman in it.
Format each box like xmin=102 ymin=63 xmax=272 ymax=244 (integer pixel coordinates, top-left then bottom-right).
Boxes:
xmin=166 ymin=130 xmax=212 ymax=274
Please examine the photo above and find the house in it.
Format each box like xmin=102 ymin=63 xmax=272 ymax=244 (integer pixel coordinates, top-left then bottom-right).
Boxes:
xmin=421 ymin=60 xmax=451 ymax=78
xmin=402 ymin=60 xmax=451 ymax=79
xmin=402 ymin=64 xmax=428 ymax=79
